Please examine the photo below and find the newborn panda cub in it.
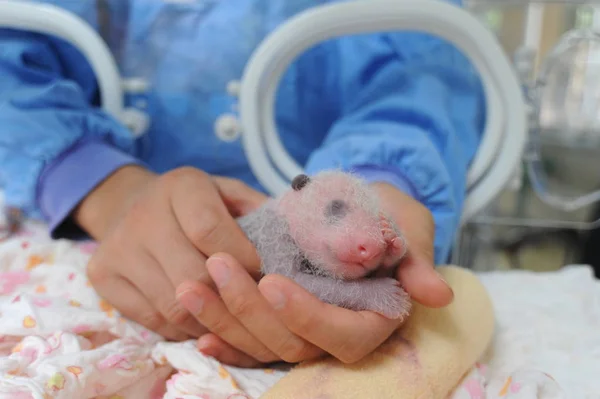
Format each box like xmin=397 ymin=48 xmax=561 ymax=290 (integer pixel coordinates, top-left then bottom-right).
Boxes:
xmin=237 ymin=171 xmax=412 ymax=319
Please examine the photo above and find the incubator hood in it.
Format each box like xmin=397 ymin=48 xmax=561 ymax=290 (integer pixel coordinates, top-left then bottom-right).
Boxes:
xmin=6 ymin=0 xmax=600 ymax=269
xmin=0 ymin=0 xmax=528 ymax=226
xmin=7 ymin=0 xmax=600 ymax=229
xmin=245 ymin=0 xmax=600 ymax=233
xmin=453 ymin=0 xmax=600 ymax=270
xmin=465 ymin=0 xmax=600 ymax=227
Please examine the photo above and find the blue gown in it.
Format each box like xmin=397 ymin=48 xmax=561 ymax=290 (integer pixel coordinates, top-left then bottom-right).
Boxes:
xmin=0 ymin=0 xmax=485 ymax=263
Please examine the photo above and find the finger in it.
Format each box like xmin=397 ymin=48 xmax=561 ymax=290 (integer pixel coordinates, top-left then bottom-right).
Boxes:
xmin=148 ymin=207 xmax=215 ymax=291
xmin=258 ymin=274 xmax=398 ymax=364
xmin=387 ymin=232 xmax=454 ymax=309
xmin=170 ymin=170 xmax=262 ymax=273
xmin=373 ymin=183 xmax=453 ymax=308
xmin=212 ymin=176 xmax=268 ymax=216
xmin=205 ymin=253 xmax=323 ymax=364
xmin=141 ymin=196 xmax=214 ymax=333
xmin=373 ymin=182 xmax=434 ymax=258
xmin=122 ymin=248 xmax=208 ymax=337
xmin=175 ymin=280 xmax=279 ymax=364
xmin=93 ymin=276 xmax=189 ymax=341
xmin=396 ymin=252 xmax=454 ymax=308
xmin=196 ymin=334 xmax=265 ymax=368
xmin=391 ymin=207 xmax=453 ymax=307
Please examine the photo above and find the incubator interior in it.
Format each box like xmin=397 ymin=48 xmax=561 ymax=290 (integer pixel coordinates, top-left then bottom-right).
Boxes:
xmin=457 ymin=0 xmax=600 ymax=272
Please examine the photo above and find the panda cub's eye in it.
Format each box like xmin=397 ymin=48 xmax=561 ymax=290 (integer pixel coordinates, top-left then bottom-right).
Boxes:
xmin=325 ymin=199 xmax=347 ymax=221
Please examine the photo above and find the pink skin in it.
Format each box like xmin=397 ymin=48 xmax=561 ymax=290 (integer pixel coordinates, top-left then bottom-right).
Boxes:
xmin=93 ymin=383 xmax=107 ymax=395
xmin=79 ymin=241 xmax=98 ymax=255
xmin=279 ymin=173 xmax=406 ymax=280
xmin=150 ymin=378 xmax=168 ymax=399
xmin=260 ymin=171 xmax=411 ymax=319
xmin=325 ymin=213 xmax=405 ymax=279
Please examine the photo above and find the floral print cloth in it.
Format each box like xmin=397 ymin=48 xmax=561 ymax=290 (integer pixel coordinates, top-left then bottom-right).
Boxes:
xmin=0 ymin=221 xmax=287 ymax=399
xmin=0 ymin=219 xmax=594 ymax=398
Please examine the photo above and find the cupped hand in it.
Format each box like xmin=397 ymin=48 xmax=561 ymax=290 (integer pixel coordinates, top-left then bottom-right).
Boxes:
xmin=372 ymin=182 xmax=454 ymax=308
xmin=176 ymin=252 xmax=395 ymax=367
xmin=78 ymin=165 xmax=267 ymax=341
xmin=176 ymin=181 xmax=453 ymax=367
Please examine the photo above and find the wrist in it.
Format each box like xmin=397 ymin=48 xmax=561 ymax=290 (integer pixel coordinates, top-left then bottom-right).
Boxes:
xmin=349 ymin=165 xmax=418 ymax=200
xmin=73 ymin=165 xmax=157 ymax=240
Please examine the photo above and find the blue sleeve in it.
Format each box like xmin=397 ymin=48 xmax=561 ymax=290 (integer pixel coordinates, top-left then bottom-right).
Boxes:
xmin=0 ymin=29 xmax=141 ymax=237
xmin=304 ymin=28 xmax=486 ymax=264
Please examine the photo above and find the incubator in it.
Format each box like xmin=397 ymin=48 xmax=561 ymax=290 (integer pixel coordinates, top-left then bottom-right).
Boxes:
xmin=458 ymin=0 xmax=600 ymax=270
xmin=0 ymin=0 xmax=598 ymax=271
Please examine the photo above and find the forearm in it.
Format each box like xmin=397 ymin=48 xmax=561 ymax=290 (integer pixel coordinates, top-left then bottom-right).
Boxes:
xmin=304 ymin=33 xmax=483 ymax=263
xmin=0 ymin=29 xmax=139 ymax=228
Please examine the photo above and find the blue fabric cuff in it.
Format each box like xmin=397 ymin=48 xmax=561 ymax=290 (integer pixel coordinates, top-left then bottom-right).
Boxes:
xmin=348 ymin=164 xmax=418 ymax=199
xmin=37 ymin=138 xmax=143 ymax=239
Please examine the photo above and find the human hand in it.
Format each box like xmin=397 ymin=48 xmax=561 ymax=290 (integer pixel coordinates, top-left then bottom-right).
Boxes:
xmin=176 ymin=252 xmax=392 ymax=367
xmin=78 ymin=165 xmax=267 ymax=340
xmin=175 ymin=181 xmax=453 ymax=367
xmin=372 ymin=181 xmax=454 ymax=308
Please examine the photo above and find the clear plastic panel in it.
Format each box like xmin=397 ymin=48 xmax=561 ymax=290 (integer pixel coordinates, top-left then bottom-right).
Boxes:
xmin=456 ymin=0 xmax=600 ymax=269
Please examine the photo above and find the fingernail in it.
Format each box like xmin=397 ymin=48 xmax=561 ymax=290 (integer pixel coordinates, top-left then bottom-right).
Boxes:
xmin=436 ymin=271 xmax=448 ymax=285
xmin=197 ymin=339 xmax=218 ymax=357
xmin=260 ymin=281 xmax=286 ymax=310
xmin=196 ymin=335 xmax=211 ymax=351
xmin=436 ymin=271 xmax=455 ymax=297
xmin=177 ymin=290 xmax=204 ymax=315
xmin=207 ymin=257 xmax=230 ymax=288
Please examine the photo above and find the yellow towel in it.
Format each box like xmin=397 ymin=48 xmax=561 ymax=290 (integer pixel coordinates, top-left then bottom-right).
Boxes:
xmin=260 ymin=265 xmax=494 ymax=399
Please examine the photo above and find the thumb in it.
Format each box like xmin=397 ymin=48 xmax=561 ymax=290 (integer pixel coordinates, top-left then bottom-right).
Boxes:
xmin=393 ymin=208 xmax=454 ymax=307
xmin=170 ymin=170 xmax=263 ymax=275
xmin=394 ymin=208 xmax=454 ymax=308
xmin=212 ymin=176 xmax=269 ymax=216
xmin=396 ymin=252 xmax=454 ymax=308
xmin=372 ymin=182 xmax=453 ymax=308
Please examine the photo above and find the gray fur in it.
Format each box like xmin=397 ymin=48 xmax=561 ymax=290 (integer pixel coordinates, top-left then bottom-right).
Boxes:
xmin=236 ymin=198 xmax=411 ymax=320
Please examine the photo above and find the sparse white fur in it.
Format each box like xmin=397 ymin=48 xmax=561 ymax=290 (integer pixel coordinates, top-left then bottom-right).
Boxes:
xmin=236 ymin=170 xmax=412 ymax=319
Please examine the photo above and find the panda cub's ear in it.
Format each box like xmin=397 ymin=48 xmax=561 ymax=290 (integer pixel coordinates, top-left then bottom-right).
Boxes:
xmin=291 ymin=174 xmax=311 ymax=191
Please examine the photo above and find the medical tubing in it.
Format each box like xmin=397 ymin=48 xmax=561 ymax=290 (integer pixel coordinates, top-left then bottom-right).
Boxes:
xmin=520 ymin=29 xmax=600 ymax=213
xmin=525 ymin=138 xmax=600 ymax=212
